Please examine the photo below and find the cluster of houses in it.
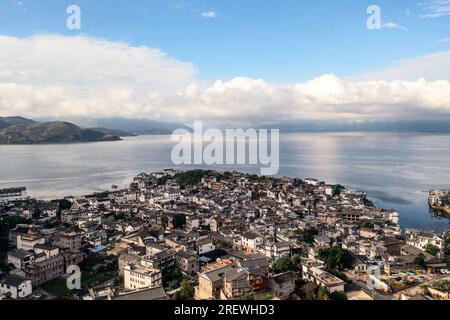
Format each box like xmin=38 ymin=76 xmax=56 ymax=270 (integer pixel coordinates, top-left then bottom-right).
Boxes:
xmin=0 ymin=169 xmax=448 ymax=300
xmin=429 ymin=190 xmax=450 ymax=215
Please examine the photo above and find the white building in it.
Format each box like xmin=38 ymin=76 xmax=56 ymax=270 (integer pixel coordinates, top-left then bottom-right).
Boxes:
xmin=302 ymin=264 xmax=345 ymax=294
xmin=0 ymin=275 xmax=33 ymax=299
xmin=124 ymin=264 xmax=162 ymax=291
xmin=405 ymin=229 xmax=444 ymax=251
xmin=16 ymin=234 xmax=46 ymax=251
xmin=241 ymin=232 xmax=263 ymax=253
xmin=196 ymin=238 xmax=216 ymax=255
xmin=0 ymin=187 xmax=28 ymax=203
xmin=7 ymin=249 xmax=35 ymax=269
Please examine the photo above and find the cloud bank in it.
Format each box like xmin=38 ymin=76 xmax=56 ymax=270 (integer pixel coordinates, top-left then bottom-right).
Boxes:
xmin=1 ymin=34 xmax=450 ymax=126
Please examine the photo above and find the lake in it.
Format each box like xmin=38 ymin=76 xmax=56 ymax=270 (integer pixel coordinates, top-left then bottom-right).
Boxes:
xmin=1 ymin=132 xmax=449 ymax=233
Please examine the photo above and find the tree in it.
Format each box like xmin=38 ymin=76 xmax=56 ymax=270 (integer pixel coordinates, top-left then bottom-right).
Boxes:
xmin=217 ymin=239 xmax=232 ymax=248
xmin=332 ymin=184 xmax=345 ymax=197
xmin=445 ymin=236 xmax=450 ymax=256
xmin=425 ymin=244 xmax=440 ymax=256
xmin=160 ymin=214 xmax=169 ymax=227
xmin=172 ymin=214 xmax=186 ymax=229
xmin=329 ymin=291 xmax=347 ymax=300
xmin=414 ymin=254 xmax=427 ymax=269
xmin=302 ymin=227 xmax=318 ymax=244
xmin=318 ymin=246 xmax=351 ymax=271
xmin=174 ymin=280 xmax=195 ymax=300
xmin=316 ymin=286 xmax=328 ymax=300
xmin=359 ymin=219 xmax=375 ymax=229
xmin=295 ymin=276 xmax=307 ymax=288
xmin=270 ymin=254 xmax=301 ymax=274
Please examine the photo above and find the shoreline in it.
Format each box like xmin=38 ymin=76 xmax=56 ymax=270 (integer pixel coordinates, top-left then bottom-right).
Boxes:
xmin=430 ymin=204 xmax=450 ymax=216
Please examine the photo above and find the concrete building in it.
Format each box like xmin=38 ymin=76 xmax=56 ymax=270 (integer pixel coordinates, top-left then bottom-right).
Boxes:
xmin=124 ymin=264 xmax=162 ymax=291
xmin=0 ymin=275 xmax=32 ymax=299
xmin=16 ymin=234 xmax=45 ymax=251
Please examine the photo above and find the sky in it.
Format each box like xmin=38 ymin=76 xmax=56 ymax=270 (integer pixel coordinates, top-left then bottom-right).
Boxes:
xmin=0 ymin=0 xmax=450 ymax=125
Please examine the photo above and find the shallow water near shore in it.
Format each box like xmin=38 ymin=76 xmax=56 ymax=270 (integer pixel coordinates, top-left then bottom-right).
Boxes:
xmin=1 ymin=132 xmax=449 ymax=233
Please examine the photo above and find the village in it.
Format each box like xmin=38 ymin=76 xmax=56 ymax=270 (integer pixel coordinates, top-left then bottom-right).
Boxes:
xmin=0 ymin=169 xmax=449 ymax=301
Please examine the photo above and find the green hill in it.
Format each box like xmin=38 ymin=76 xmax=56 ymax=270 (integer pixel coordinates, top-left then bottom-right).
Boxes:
xmin=0 ymin=120 xmax=121 ymax=144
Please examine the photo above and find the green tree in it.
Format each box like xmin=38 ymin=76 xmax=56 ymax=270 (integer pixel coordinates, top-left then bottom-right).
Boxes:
xmin=359 ymin=219 xmax=375 ymax=229
xmin=160 ymin=214 xmax=169 ymax=227
xmin=332 ymin=185 xmax=345 ymax=197
xmin=302 ymin=227 xmax=318 ymax=244
xmin=329 ymin=291 xmax=347 ymax=300
xmin=414 ymin=254 xmax=427 ymax=269
xmin=240 ymin=294 xmax=255 ymax=300
xmin=318 ymin=246 xmax=351 ymax=271
xmin=425 ymin=244 xmax=440 ymax=256
xmin=172 ymin=214 xmax=186 ymax=229
xmin=316 ymin=286 xmax=328 ymax=300
xmin=217 ymin=239 xmax=232 ymax=248
xmin=271 ymin=254 xmax=301 ymax=274
xmin=174 ymin=280 xmax=195 ymax=300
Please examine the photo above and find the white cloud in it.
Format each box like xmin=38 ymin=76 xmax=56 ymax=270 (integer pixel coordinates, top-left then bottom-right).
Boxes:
xmin=1 ymin=35 xmax=450 ymax=126
xmin=0 ymin=34 xmax=196 ymax=92
xmin=382 ymin=22 xmax=408 ymax=31
xmin=418 ymin=0 xmax=450 ymax=18
xmin=438 ymin=37 xmax=450 ymax=43
xmin=201 ymin=11 xmax=217 ymax=18
xmin=351 ymin=51 xmax=450 ymax=81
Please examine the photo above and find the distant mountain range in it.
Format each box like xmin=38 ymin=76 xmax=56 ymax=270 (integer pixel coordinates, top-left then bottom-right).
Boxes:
xmin=257 ymin=120 xmax=450 ymax=132
xmin=0 ymin=117 xmax=121 ymax=144
xmin=36 ymin=116 xmax=192 ymax=135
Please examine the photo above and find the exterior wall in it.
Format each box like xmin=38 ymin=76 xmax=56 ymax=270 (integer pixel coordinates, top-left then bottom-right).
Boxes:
xmin=25 ymin=255 xmax=65 ymax=286
xmin=194 ymin=276 xmax=215 ymax=300
xmin=124 ymin=265 xmax=162 ymax=291
xmin=198 ymin=242 xmax=215 ymax=255
xmin=55 ymin=234 xmax=82 ymax=252
xmin=0 ymin=280 xmax=32 ymax=299
xmin=222 ymin=279 xmax=252 ymax=300
xmin=17 ymin=235 xmax=45 ymax=251
xmin=7 ymin=251 xmax=35 ymax=269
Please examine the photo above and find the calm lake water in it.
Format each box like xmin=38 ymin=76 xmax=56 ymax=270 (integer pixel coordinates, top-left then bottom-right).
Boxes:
xmin=1 ymin=132 xmax=449 ymax=233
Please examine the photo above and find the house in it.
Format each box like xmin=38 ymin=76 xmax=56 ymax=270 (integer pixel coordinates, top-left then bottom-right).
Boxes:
xmin=16 ymin=233 xmax=45 ymax=251
xmin=194 ymin=265 xmax=234 ymax=300
xmin=220 ymin=268 xmax=253 ymax=300
xmin=405 ymin=229 xmax=444 ymax=251
xmin=196 ymin=238 xmax=216 ymax=255
xmin=175 ymin=251 xmax=199 ymax=276
xmin=348 ymin=253 xmax=368 ymax=275
xmin=360 ymin=227 xmax=378 ymax=239
xmin=241 ymin=231 xmax=263 ymax=253
xmin=267 ymin=271 xmax=296 ymax=299
xmin=118 ymin=254 xmax=141 ymax=276
xmin=124 ymin=264 xmax=162 ymax=291
xmin=141 ymin=249 xmax=176 ymax=274
xmin=124 ymin=221 xmax=146 ymax=234
xmin=53 ymin=230 xmax=83 ymax=252
xmin=7 ymin=249 xmax=35 ymax=269
xmin=34 ymin=244 xmax=60 ymax=260
xmin=301 ymin=264 xmax=345 ymax=293
xmin=260 ymin=242 xmax=291 ymax=258
xmin=0 ymin=275 xmax=32 ymax=299
xmin=24 ymin=254 xmax=65 ymax=285
xmin=238 ymin=259 xmax=269 ymax=294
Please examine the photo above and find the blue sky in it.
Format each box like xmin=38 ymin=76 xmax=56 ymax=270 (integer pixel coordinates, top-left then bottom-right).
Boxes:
xmin=0 ymin=0 xmax=449 ymax=82
xmin=0 ymin=0 xmax=450 ymax=124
